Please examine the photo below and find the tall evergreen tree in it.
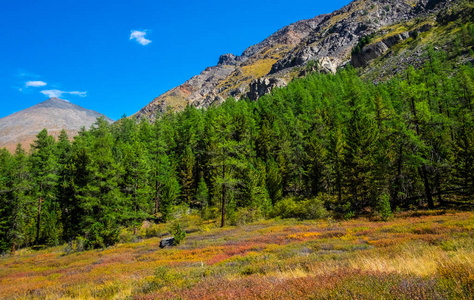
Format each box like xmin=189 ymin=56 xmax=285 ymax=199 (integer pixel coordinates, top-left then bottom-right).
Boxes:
xmin=179 ymin=146 xmax=196 ymax=206
xmin=30 ymin=129 xmax=59 ymax=245
xmin=0 ymin=148 xmax=13 ymax=253
xmin=80 ymin=117 xmax=125 ymax=248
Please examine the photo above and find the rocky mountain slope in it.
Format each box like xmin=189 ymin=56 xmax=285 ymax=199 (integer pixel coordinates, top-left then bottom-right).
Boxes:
xmin=0 ymin=98 xmax=113 ymax=152
xmin=134 ymin=0 xmax=469 ymax=120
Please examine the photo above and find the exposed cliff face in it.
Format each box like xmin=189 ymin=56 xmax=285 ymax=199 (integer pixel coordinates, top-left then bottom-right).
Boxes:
xmin=134 ymin=14 xmax=327 ymax=120
xmin=246 ymin=78 xmax=287 ymax=101
xmin=351 ymin=24 xmax=435 ymax=68
xmin=134 ymin=0 xmax=461 ymax=120
xmin=0 ymin=98 xmax=113 ymax=152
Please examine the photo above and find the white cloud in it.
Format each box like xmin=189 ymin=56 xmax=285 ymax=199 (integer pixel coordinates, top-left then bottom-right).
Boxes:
xmin=67 ymin=91 xmax=87 ymax=97
xmin=40 ymin=89 xmax=87 ymax=98
xmin=130 ymin=30 xmax=151 ymax=46
xmin=25 ymin=81 xmax=47 ymax=87
xmin=41 ymin=90 xmax=62 ymax=98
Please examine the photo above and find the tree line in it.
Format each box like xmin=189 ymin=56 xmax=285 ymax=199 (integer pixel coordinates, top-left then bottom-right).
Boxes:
xmin=0 ymin=48 xmax=473 ymax=253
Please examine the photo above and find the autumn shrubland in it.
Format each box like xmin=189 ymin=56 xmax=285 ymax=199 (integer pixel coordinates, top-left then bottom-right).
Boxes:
xmin=0 ymin=211 xmax=472 ymax=299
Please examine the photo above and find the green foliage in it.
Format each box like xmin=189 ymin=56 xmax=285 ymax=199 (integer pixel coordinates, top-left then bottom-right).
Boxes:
xmin=171 ymin=222 xmax=186 ymax=245
xmin=196 ymin=176 xmax=209 ymax=211
xmin=306 ymin=60 xmax=318 ymax=72
xmin=344 ymin=211 xmax=356 ymax=220
xmin=271 ymin=197 xmax=328 ymax=220
xmin=1 ymin=46 xmax=474 ymax=251
xmin=376 ymin=194 xmax=393 ymax=221
xmin=352 ymin=34 xmax=375 ymax=55
xmin=149 ymin=265 xmax=183 ymax=290
xmin=62 ymin=236 xmax=86 ymax=254
xmin=144 ymin=223 xmax=163 ymax=238
xmin=228 ymin=207 xmax=264 ymax=226
xmin=85 ymin=219 xmax=120 ymax=249
xmin=160 ymin=172 xmax=180 ymax=222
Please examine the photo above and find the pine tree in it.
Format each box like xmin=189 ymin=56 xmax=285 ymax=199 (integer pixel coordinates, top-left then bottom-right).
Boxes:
xmin=195 ymin=176 xmax=209 ymax=214
xmin=121 ymin=136 xmax=152 ymax=233
xmin=0 ymin=148 xmax=13 ymax=253
xmin=328 ymin=126 xmax=345 ymax=205
xmin=179 ymin=146 xmax=195 ymax=206
xmin=151 ymin=116 xmax=181 ymax=222
xmin=209 ymin=113 xmax=246 ymax=227
xmin=403 ymin=66 xmax=435 ymax=209
xmin=61 ymin=145 xmax=90 ymax=242
xmin=304 ymin=118 xmax=328 ymax=197
xmin=256 ymin=118 xmax=272 ymax=162
xmin=453 ymin=115 xmax=474 ymax=195
xmin=241 ymin=161 xmax=271 ymax=215
xmin=10 ymin=145 xmax=34 ymax=252
xmin=343 ymin=108 xmax=379 ymax=209
xmin=160 ymin=171 xmax=180 ymax=223
xmin=30 ymin=129 xmax=59 ymax=245
xmin=266 ymin=158 xmax=282 ymax=205
xmin=80 ymin=117 xmax=125 ymax=248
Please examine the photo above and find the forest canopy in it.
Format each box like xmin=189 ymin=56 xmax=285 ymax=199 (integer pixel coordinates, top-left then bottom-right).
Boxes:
xmin=1 ymin=48 xmax=473 ymax=252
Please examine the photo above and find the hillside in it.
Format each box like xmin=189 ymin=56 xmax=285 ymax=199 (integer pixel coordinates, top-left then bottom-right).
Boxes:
xmin=0 ymin=212 xmax=472 ymax=299
xmin=134 ymin=0 xmax=472 ymax=120
xmin=0 ymin=98 xmax=113 ymax=152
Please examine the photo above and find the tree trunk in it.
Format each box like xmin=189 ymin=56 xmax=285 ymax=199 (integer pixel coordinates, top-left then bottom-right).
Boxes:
xmin=392 ymin=144 xmax=404 ymax=208
xmin=155 ymin=179 xmax=159 ymax=215
xmin=36 ymin=195 xmax=42 ymax=244
xmin=419 ymin=166 xmax=435 ymax=209
xmin=410 ymin=96 xmax=434 ymax=209
xmin=435 ymin=172 xmax=444 ymax=206
xmin=221 ymin=165 xmax=226 ymax=228
xmin=133 ymin=206 xmax=137 ymax=236
xmin=336 ymin=170 xmax=342 ymax=205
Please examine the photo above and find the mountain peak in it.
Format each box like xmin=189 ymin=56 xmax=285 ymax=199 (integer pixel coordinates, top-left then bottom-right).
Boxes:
xmin=46 ymin=97 xmax=65 ymax=102
xmin=0 ymin=98 xmax=113 ymax=152
xmin=33 ymin=97 xmax=79 ymax=110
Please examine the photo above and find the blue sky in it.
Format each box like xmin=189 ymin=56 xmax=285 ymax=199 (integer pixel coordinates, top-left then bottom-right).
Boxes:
xmin=0 ymin=0 xmax=352 ymax=120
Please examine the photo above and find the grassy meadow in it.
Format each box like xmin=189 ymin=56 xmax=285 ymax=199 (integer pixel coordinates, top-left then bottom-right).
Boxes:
xmin=0 ymin=210 xmax=473 ymax=299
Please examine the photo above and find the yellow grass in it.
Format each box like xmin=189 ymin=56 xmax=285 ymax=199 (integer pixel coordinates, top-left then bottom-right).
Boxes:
xmin=0 ymin=211 xmax=473 ymax=299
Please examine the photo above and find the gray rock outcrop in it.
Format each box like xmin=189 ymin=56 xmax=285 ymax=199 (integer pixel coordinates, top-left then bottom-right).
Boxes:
xmin=246 ymin=78 xmax=287 ymax=101
xmin=351 ymin=42 xmax=390 ymax=68
xmin=218 ymin=54 xmax=238 ymax=66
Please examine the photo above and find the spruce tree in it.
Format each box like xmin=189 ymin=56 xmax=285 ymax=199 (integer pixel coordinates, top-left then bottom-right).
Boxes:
xmin=81 ymin=117 xmax=124 ymax=248
xmin=0 ymin=148 xmax=13 ymax=253
xmin=30 ymin=129 xmax=59 ymax=245
xmin=195 ymin=176 xmax=209 ymax=215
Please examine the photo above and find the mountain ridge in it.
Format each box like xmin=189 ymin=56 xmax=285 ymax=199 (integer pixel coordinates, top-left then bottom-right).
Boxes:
xmin=134 ymin=0 xmax=464 ymax=121
xmin=0 ymin=97 xmax=113 ymax=152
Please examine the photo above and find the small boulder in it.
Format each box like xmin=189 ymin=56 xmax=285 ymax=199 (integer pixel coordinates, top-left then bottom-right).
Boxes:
xmin=160 ymin=237 xmax=175 ymax=248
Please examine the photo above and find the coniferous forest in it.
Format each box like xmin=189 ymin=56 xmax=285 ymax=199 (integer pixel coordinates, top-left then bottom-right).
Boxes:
xmin=1 ymin=49 xmax=473 ymax=253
